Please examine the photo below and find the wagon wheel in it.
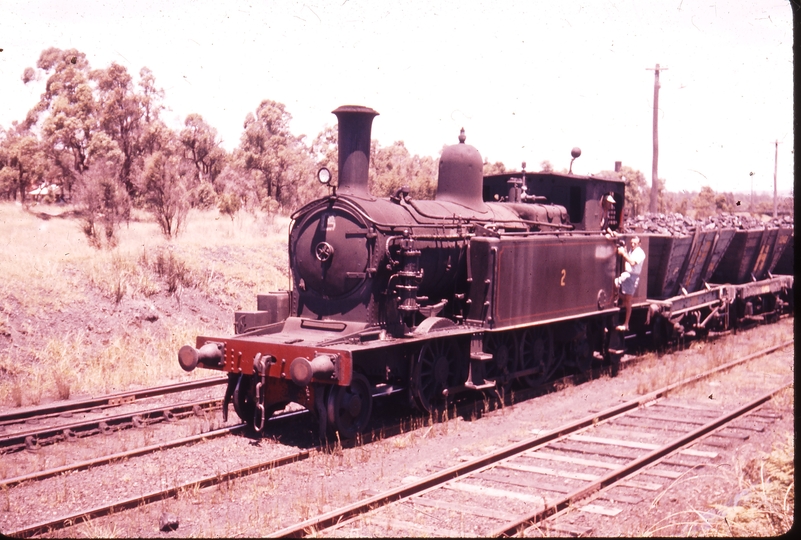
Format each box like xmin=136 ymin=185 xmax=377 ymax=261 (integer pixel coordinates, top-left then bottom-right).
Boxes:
xmin=651 ymin=313 xmax=672 ymax=351
xmin=605 ymin=328 xmax=626 ymax=377
xmin=232 ymin=374 xmax=256 ymax=427
xmin=484 ymin=331 xmax=518 ymax=396
xmin=572 ymin=320 xmax=601 ymax=377
xmin=572 ymin=336 xmax=594 ymax=377
xmin=326 ymin=373 xmax=373 ymax=440
xmin=412 ymin=338 xmax=461 ymax=412
xmin=519 ymin=327 xmax=557 ymax=388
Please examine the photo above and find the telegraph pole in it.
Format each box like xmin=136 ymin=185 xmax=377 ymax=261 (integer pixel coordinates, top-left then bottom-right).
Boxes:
xmin=773 ymin=139 xmax=780 ymax=218
xmin=647 ymin=64 xmax=667 ymax=213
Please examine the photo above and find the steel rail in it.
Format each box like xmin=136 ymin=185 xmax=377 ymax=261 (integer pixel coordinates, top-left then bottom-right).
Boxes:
xmin=4 ymin=340 xmax=792 ymax=538
xmin=0 ymin=376 xmax=227 ymax=425
xmin=1 ymin=398 xmax=222 ymax=452
xmin=267 ymin=339 xmax=793 ymax=538
xmin=6 ymin=449 xmax=312 ymax=539
xmin=493 ymin=381 xmax=793 ymax=537
xmin=268 ymin=398 xmax=641 ymax=538
xmin=0 ymin=424 xmax=244 ymax=488
xmin=2 ymin=409 xmax=308 ymax=489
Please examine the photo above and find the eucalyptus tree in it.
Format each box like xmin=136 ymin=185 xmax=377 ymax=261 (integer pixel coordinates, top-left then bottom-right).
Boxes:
xmin=596 ymin=165 xmax=649 ymax=218
xmin=24 ymin=48 xmax=96 ymax=200
xmin=0 ymin=125 xmax=46 ymax=204
xmin=179 ymin=113 xmax=227 ymax=189
xmin=22 ymin=49 xmax=168 ymax=205
xmin=92 ymin=62 xmax=146 ymax=198
xmin=310 ymin=124 xmax=338 ymax=180
xmin=369 ymin=140 xmax=437 ymax=199
xmin=238 ymin=100 xmax=312 ymax=209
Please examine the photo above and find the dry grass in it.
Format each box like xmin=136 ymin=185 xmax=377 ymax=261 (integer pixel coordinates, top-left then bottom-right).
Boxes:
xmin=634 ymin=320 xmax=794 ymax=396
xmin=0 ymin=204 xmax=87 ymax=316
xmin=710 ymin=432 xmax=795 ymax=536
xmin=0 ymin=202 xmax=292 ymax=406
xmin=642 ymin=431 xmax=794 ymax=537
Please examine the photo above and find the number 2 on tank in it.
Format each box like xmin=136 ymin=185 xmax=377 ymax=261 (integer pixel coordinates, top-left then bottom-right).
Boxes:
xmin=561 ymin=269 xmax=566 ymax=286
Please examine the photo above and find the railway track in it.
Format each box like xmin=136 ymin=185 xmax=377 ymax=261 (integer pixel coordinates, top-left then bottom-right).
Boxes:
xmin=2 ymin=339 xmax=790 ymax=538
xmin=0 ymin=376 xmax=227 ymax=426
xmin=270 ymin=373 xmax=791 ymax=536
xmin=0 ymin=404 xmax=311 ymax=490
xmin=0 ymin=398 xmax=223 ymax=454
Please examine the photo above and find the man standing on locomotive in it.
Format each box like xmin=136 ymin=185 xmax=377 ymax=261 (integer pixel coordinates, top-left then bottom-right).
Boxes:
xmin=614 ymin=235 xmax=645 ymax=332
xmin=600 ymin=193 xmax=617 ymax=235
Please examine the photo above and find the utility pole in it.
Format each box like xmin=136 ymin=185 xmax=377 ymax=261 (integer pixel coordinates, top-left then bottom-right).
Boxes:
xmin=773 ymin=139 xmax=780 ymax=218
xmin=647 ymin=64 xmax=667 ymax=214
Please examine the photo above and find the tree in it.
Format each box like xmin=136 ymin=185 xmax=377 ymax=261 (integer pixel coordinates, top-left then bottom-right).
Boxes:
xmin=0 ymin=126 xmax=46 ymax=204
xmin=142 ymin=146 xmax=191 ymax=238
xmin=597 ymin=166 xmax=649 ymax=218
xmin=238 ymin=100 xmax=308 ymax=208
xmin=369 ymin=140 xmax=437 ymax=199
xmin=180 ymin=113 xmax=226 ymax=188
xmin=77 ymin=131 xmax=128 ymax=247
xmin=22 ymin=49 xmax=168 ymax=207
xmin=24 ymin=48 xmax=97 ymax=201
xmin=137 ymin=67 xmax=163 ymax=125
xmin=661 ymin=190 xmax=693 ymax=215
xmin=310 ymin=124 xmax=338 ymax=180
xmin=691 ymin=186 xmax=720 ymax=219
xmin=370 ymin=140 xmax=411 ymax=197
xmin=92 ymin=62 xmax=145 ymax=198
xmin=218 ymin=192 xmax=242 ymax=221
xmin=214 ymin=164 xmax=253 ymax=209
xmin=482 ymin=159 xmax=506 ymax=176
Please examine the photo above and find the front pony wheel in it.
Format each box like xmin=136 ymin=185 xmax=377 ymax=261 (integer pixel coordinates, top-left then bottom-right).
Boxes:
xmin=326 ymin=373 xmax=373 ymax=440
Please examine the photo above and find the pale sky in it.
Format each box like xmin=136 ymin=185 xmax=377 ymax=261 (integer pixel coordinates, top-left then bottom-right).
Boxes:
xmin=0 ymin=0 xmax=794 ymax=195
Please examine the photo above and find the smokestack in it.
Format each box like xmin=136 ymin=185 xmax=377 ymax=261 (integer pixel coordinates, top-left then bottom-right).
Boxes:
xmin=333 ymin=105 xmax=379 ymax=196
xmin=614 ymin=161 xmax=622 ymax=173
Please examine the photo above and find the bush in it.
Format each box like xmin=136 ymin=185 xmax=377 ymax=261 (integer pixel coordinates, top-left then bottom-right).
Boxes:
xmin=218 ymin=192 xmax=241 ymax=221
xmin=142 ymin=151 xmax=190 ymax=238
xmin=76 ymin=167 xmax=130 ymax=249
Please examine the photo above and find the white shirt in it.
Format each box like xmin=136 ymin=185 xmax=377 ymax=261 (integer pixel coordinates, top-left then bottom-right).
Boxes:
xmin=625 ymin=246 xmax=646 ymax=277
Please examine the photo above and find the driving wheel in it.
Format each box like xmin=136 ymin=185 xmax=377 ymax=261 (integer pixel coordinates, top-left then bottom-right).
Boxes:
xmin=572 ymin=321 xmax=600 ymax=377
xmin=484 ymin=331 xmax=518 ymax=396
xmin=412 ymin=338 xmax=461 ymax=412
xmin=519 ymin=327 xmax=557 ymax=387
xmin=326 ymin=373 xmax=373 ymax=439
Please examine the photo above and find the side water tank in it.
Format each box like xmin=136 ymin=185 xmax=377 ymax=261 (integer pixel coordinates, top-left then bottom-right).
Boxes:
xmin=436 ymin=129 xmax=488 ymax=212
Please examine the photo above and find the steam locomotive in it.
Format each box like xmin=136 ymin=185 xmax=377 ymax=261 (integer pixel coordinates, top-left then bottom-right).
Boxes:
xmin=178 ymin=105 xmax=793 ymax=439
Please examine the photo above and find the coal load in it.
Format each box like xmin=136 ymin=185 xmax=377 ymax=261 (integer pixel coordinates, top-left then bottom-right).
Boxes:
xmin=624 ymin=212 xmax=794 ymax=294
xmin=625 ymin=212 xmax=794 ymax=236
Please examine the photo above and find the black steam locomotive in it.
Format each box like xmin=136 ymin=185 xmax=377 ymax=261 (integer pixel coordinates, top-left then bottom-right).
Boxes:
xmin=178 ymin=105 xmax=793 ymax=438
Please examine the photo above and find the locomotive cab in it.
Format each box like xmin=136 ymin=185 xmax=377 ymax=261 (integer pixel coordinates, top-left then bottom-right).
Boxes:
xmin=483 ymin=170 xmax=625 ymax=232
